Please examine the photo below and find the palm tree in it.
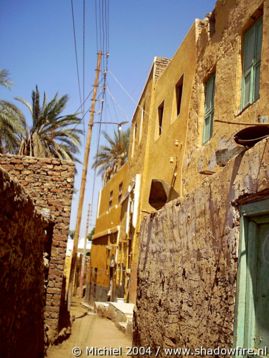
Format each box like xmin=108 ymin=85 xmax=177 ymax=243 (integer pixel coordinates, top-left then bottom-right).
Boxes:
xmin=0 ymin=69 xmax=12 ymax=88
xmin=0 ymin=69 xmax=25 ymax=154
xmin=92 ymin=127 xmax=130 ymax=182
xmin=15 ymin=86 xmax=82 ymax=161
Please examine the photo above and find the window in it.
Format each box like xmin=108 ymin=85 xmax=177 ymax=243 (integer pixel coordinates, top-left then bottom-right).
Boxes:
xmin=158 ymin=102 xmax=164 ymax=136
xmin=202 ymin=73 xmax=215 ymax=144
xmin=109 ymin=190 xmax=113 ymax=209
xmin=241 ymin=17 xmax=263 ymax=109
xmin=118 ymin=182 xmax=123 ymax=203
xmin=208 ymin=11 xmax=216 ymax=37
xmin=135 ymin=122 xmax=137 ymax=139
xmin=139 ymin=103 xmax=145 ymax=144
xmin=175 ymin=76 xmax=184 ymax=116
xmin=131 ymin=123 xmax=137 ymax=158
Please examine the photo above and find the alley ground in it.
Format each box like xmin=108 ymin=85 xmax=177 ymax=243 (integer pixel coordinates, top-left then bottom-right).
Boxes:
xmin=47 ymin=299 xmax=131 ymax=358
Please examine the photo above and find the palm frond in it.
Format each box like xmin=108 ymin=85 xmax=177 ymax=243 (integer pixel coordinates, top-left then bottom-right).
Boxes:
xmin=92 ymin=127 xmax=130 ymax=180
xmin=15 ymin=96 xmax=33 ymax=115
xmin=0 ymin=69 xmax=12 ymax=89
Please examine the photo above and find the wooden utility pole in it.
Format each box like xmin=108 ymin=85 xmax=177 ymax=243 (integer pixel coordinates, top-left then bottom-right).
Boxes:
xmin=79 ymin=203 xmax=91 ymax=297
xmin=68 ymin=51 xmax=102 ymax=308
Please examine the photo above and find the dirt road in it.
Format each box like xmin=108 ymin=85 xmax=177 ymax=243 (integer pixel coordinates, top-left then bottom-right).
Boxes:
xmin=47 ymin=304 xmax=131 ymax=358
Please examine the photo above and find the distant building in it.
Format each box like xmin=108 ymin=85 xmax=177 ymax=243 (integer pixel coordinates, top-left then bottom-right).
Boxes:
xmin=89 ymin=57 xmax=171 ymax=303
xmin=89 ymin=163 xmax=129 ymax=301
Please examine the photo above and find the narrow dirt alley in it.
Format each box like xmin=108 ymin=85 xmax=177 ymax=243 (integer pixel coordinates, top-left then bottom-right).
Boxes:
xmin=47 ymin=300 xmax=131 ymax=358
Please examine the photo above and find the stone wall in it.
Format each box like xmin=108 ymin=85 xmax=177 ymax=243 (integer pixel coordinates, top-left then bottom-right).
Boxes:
xmin=0 ymin=154 xmax=75 ymax=338
xmin=0 ymin=167 xmax=46 ymax=358
xmin=134 ymin=138 xmax=269 ymax=355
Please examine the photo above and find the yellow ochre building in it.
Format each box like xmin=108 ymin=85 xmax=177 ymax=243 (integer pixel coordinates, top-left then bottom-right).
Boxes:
xmin=89 ymin=0 xmax=269 ymax=305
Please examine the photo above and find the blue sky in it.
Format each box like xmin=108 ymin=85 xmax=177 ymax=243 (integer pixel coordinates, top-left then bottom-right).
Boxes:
xmin=0 ymin=0 xmax=216 ymax=238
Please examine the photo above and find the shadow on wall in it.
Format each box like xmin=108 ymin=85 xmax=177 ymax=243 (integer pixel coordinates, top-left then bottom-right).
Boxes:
xmin=56 ymin=275 xmax=71 ymax=343
xmin=0 ymin=168 xmax=46 ymax=358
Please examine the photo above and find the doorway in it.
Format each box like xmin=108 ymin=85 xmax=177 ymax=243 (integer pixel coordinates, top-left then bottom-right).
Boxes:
xmin=235 ymin=198 xmax=269 ymax=356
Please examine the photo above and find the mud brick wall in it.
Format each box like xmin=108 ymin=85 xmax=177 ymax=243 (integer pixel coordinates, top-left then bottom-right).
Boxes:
xmin=0 ymin=167 xmax=46 ymax=358
xmin=0 ymin=154 xmax=75 ymax=338
xmin=134 ymin=138 xmax=269 ymax=355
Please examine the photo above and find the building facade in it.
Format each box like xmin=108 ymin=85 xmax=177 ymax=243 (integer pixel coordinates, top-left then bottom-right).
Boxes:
xmin=134 ymin=0 xmax=269 ymax=354
xmin=90 ymin=163 xmax=129 ymax=301
xmin=91 ymin=5 xmax=269 ymax=353
xmin=89 ymin=57 xmax=171 ymax=303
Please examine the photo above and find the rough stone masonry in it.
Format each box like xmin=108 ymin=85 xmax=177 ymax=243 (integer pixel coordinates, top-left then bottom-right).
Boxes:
xmin=0 ymin=154 xmax=75 ymax=340
xmin=134 ymin=138 xmax=269 ymax=356
xmin=0 ymin=167 xmax=47 ymax=358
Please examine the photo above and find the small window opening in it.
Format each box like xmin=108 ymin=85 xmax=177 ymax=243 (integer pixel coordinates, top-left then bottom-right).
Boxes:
xmin=175 ymin=76 xmax=184 ymax=116
xmin=208 ymin=11 xmax=216 ymax=37
xmin=131 ymin=123 xmax=137 ymax=158
xmin=109 ymin=190 xmax=113 ymax=209
xmin=158 ymin=102 xmax=164 ymax=136
xmin=118 ymin=182 xmax=123 ymax=203
xmin=139 ymin=103 xmax=145 ymax=143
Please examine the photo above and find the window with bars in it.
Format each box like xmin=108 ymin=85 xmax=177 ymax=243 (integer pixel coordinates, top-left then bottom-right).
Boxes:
xmin=202 ymin=73 xmax=215 ymax=144
xmin=241 ymin=17 xmax=263 ymax=109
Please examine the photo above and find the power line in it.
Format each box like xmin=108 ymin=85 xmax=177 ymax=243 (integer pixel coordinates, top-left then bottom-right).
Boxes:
xmin=68 ymin=52 xmax=103 ymax=308
xmin=90 ymin=61 xmax=108 ymax=209
xmin=105 ymin=0 xmax=109 ymax=52
xmin=94 ymin=0 xmax=109 ymax=54
xmin=82 ymin=0 xmax=86 ymax=139
xmin=109 ymin=69 xmax=153 ymax=122
xmin=106 ymin=84 xmax=130 ymax=123
xmin=86 ymin=0 xmax=111 ymax=229
xmin=72 ymin=84 xmax=105 ymax=133
xmin=70 ymin=0 xmax=83 ymax=108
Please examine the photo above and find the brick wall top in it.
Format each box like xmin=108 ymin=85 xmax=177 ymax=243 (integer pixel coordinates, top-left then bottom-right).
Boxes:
xmin=154 ymin=57 xmax=171 ymax=81
xmin=0 ymin=154 xmax=75 ymax=226
xmin=0 ymin=165 xmax=46 ymax=225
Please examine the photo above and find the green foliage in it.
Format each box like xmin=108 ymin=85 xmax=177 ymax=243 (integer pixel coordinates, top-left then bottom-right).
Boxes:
xmin=0 ymin=76 xmax=82 ymax=160
xmin=16 ymin=86 xmax=82 ymax=161
xmin=92 ymin=127 xmax=130 ymax=182
xmin=0 ymin=69 xmax=12 ymax=89
xmin=69 ymin=230 xmax=75 ymax=240
xmin=0 ymin=69 xmax=25 ymax=153
xmin=87 ymin=227 xmax=95 ymax=241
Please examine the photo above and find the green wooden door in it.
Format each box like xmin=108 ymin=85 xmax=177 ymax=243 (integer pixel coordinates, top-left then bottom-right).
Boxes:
xmin=235 ymin=199 xmax=269 ymax=357
xmin=254 ymin=218 xmax=269 ymax=352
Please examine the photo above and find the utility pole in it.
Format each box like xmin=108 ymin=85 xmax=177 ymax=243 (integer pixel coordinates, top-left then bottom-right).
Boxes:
xmin=68 ymin=51 xmax=102 ymax=308
xmin=79 ymin=203 xmax=91 ymax=298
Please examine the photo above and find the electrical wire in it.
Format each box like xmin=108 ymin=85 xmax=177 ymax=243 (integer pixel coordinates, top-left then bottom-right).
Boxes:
xmin=75 ymin=88 xmax=94 ymax=114
xmin=106 ymin=84 xmax=130 ymax=123
xmin=87 ymin=0 xmax=112 ymax=230
xmin=90 ymin=61 xmax=108 ymax=214
xmin=109 ymin=69 xmax=154 ymax=123
xmin=82 ymin=0 xmax=86 ymax=139
xmin=70 ymin=0 xmax=83 ymax=108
